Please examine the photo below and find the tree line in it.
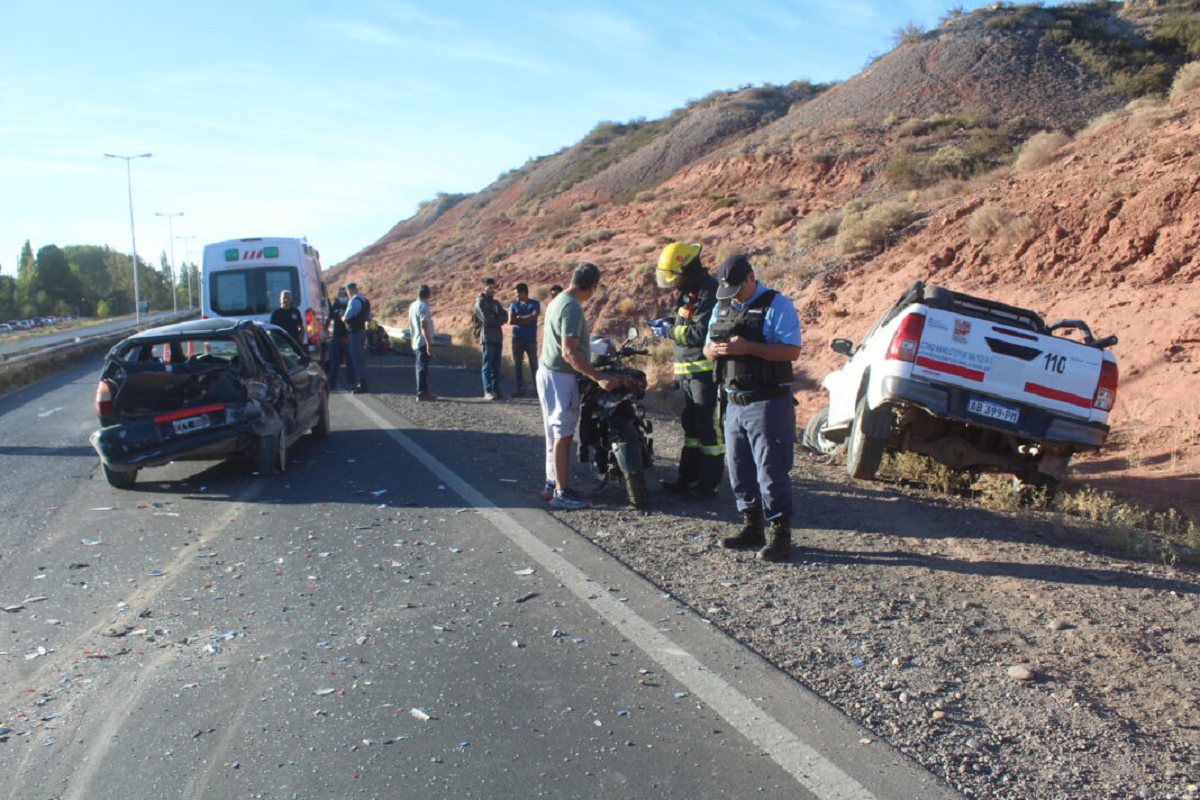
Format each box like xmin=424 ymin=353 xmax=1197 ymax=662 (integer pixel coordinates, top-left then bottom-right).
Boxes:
xmin=1 ymin=240 xmax=198 ymax=321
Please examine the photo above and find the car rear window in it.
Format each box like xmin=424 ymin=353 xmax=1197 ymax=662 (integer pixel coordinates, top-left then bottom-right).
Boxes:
xmin=210 ymin=267 xmax=300 ymax=316
xmin=119 ymin=338 xmax=242 ymax=366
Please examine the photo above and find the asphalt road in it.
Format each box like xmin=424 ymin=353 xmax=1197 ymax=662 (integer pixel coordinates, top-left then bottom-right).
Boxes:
xmin=0 ymin=310 xmax=187 ymax=357
xmin=0 ymin=359 xmax=959 ymax=800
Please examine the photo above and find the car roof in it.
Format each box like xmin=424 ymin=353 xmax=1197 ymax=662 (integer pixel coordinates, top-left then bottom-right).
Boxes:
xmin=124 ymin=317 xmax=255 ymax=341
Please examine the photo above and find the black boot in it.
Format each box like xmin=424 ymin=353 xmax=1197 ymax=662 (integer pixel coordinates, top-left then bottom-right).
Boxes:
xmin=757 ymin=518 xmax=792 ymax=562
xmin=721 ymin=509 xmax=765 ymax=549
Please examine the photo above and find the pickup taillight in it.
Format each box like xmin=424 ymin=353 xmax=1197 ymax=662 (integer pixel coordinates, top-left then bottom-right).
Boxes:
xmin=886 ymin=313 xmax=926 ymax=363
xmin=95 ymin=379 xmax=115 ymax=418
xmin=1093 ymin=359 xmax=1119 ymax=411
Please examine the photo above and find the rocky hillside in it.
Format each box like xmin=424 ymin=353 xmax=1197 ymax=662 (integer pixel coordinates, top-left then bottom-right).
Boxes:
xmin=332 ymin=1 xmax=1200 ymax=514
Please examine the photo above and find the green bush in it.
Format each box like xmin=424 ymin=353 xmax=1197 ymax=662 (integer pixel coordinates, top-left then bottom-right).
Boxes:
xmin=893 ymin=21 xmax=925 ymax=47
xmin=709 ymin=197 xmax=739 ymax=211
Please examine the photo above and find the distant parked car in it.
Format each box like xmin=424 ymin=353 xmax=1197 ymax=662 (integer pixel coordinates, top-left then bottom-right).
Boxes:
xmin=90 ymin=317 xmax=330 ymax=489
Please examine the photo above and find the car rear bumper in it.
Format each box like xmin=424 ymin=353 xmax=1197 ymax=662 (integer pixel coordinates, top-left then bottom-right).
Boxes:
xmin=881 ymin=375 xmax=1109 ymax=448
xmin=91 ymin=403 xmax=271 ymax=470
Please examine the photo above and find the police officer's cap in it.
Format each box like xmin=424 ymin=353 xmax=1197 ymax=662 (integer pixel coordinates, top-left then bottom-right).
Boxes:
xmin=715 ymin=255 xmax=753 ymax=300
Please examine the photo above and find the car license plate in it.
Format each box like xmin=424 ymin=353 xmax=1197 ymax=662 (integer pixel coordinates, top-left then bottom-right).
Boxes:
xmin=968 ymin=398 xmax=1019 ymax=425
xmin=172 ymin=415 xmax=211 ymax=435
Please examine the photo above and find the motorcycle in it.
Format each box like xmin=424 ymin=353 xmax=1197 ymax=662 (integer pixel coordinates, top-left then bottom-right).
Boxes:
xmin=578 ymin=327 xmax=654 ymax=509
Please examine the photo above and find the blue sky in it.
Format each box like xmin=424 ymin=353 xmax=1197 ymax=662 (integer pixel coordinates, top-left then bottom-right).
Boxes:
xmin=2 ymin=0 xmax=1003 ymax=274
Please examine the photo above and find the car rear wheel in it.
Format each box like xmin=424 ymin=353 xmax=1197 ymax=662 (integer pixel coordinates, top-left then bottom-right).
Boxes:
xmin=103 ymin=464 xmax=138 ymax=490
xmin=255 ymin=432 xmax=286 ymax=476
xmin=802 ymin=405 xmax=839 ymax=456
xmin=846 ymin=396 xmax=887 ymax=480
xmin=313 ymin=390 xmax=331 ymax=438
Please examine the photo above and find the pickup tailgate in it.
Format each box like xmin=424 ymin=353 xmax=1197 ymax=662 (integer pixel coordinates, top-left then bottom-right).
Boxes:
xmin=914 ymin=309 xmax=1103 ymax=420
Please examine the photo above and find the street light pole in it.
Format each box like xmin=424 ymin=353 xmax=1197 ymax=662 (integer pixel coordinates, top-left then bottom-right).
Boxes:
xmin=104 ymin=152 xmax=152 ymax=325
xmin=176 ymin=235 xmax=199 ymax=309
xmin=156 ymin=211 xmax=183 ymax=315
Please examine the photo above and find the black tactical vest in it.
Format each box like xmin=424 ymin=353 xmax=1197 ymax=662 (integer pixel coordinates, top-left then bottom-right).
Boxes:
xmin=710 ymin=289 xmax=793 ymax=392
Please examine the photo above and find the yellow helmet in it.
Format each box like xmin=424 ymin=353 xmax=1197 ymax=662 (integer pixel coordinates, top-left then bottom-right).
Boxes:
xmin=656 ymin=242 xmax=701 ymax=289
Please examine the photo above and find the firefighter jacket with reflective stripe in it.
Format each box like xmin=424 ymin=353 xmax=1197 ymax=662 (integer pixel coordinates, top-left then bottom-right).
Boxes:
xmin=711 ymin=289 xmax=793 ymax=392
xmin=670 ymin=271 xmax=718 ymax=378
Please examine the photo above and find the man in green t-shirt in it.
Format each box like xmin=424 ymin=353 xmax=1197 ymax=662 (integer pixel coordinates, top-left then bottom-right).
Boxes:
xmin=537 ymin=262 xmax=620 ymax=510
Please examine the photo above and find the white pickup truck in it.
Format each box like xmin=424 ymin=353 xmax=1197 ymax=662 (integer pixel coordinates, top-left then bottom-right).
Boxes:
xmin=805 ymin=281 xmax=1119 ymax=492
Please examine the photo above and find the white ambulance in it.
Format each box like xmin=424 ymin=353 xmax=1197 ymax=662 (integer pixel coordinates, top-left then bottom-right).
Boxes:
xmin=201 ymin=237 xmax=329 ymax=354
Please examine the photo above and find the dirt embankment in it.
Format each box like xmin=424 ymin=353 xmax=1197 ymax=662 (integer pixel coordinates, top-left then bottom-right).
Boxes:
xmin=333 ymin=8 xmax=1198 ymax=516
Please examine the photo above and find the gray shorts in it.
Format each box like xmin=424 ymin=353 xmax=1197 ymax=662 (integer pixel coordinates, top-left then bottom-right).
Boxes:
xmin=536 ymin=368 xmax=580 ymax=440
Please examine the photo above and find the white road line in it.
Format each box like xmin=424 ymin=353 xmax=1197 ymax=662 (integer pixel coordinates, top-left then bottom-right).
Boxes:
xmin=349 ymin=394 xmax=879 ymax=800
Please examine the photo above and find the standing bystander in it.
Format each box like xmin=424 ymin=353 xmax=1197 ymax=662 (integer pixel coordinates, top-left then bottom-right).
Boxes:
xmin=537 ymin=263 xmax=620 ymax=510
xmin=408 ymin=284 xmax=437 ymax=401
xmin=343 ymin=282 xmax=371 ymax=394
xmin=269 ymin=290 xmax=305 ymax=347
xmin=325 ymin=287 xmax=356 ymax=391
xmin=473 ymin=277 xmax=508 ymax=400
xmin=509 ymin=283 xmax=540 ymax=397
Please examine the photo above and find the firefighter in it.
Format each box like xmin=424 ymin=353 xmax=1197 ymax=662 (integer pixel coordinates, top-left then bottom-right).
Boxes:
xmin=648 ymin=242 xmax=723 ymax=500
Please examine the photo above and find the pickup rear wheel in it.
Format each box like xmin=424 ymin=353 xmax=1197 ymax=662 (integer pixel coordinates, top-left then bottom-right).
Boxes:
xmin=803 ymin=405 xmax=839 ymax=456
xmin=103 ymin=464 xmax=138 ymax=490
xmin=846 ymin=397 xmax=886 ymax=480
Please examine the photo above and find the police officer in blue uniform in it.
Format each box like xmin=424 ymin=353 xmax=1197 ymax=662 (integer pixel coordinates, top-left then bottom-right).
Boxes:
xmin=703 ymin=255 xmax=802 ymax=562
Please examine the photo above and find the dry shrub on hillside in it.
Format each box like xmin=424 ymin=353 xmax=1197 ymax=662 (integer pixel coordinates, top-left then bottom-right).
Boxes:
xmin=1170 ymin=61 xmax=1200 ymax=101
xmin=968 ymin=204 xmax=1015 ymax=242
xmin=793 ymin=211 xmax=842 ymax=246
xmin=1077 ymin=109 xmax=1128 ymax=139
xmin=615 ymin=297 xmax=638 ymax=315
xmin=755 ymin=205 xmax=794 ymax=231
xmin=969 ymin=204 xmax=1034 ymax=253
xmin=634 ymin=190 xmax=657 ymax=203
xmin=714 ymin=242 xmax=746 ymax=264
xmin=1128 ymin=97 xmax=1183 ymax=133
xmin=653 ymin=203 xmax=685 ymax=226
xmin=835 ymin=201 xmax=915 ymax=255
xmin=752 ymin=182 xmax=787 ymax=202
xmin=532 ymin=206 xmax=582 ymax=234
xmin=1014 ymin=131 xmax=1071 ymax=172
xmin=563 ymin=229 xmax=615 ymax=253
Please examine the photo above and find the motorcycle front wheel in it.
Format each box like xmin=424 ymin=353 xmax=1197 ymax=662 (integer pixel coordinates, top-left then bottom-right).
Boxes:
xmin=623 ymin=469 xmax=650 ymax=509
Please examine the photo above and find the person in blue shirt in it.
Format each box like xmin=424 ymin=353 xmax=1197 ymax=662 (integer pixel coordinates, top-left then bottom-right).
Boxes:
xmin=508 ymin=283 xmax=541 ymax=397
xmin=703 ymin=255 xmax=802 ymax=562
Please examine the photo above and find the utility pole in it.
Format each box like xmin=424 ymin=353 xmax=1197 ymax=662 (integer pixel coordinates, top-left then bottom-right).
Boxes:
xmin=104 ymin=153 xmax=152 ymax=324
xmin=156 ymin=211 xmax=184 ymax=314
xmin=176 ymin=234 xmax=199 ymax=309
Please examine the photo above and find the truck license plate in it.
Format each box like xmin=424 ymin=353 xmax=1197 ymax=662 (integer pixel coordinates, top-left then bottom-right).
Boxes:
xmin=173 ymin=415 xmax=211 ymax=435
xmin=968 ymin=398 xmax=1019 ymax=425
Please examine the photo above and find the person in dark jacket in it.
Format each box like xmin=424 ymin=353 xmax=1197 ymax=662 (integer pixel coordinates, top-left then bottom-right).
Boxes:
xmin=325 ymin=287 xmax=356 ymax=390
xmin=269 ymin=290 xmax=305 ymax=347
xmin=474 ymin=277 xmax=509 ymax=400
xmin=648 ymin=243 xmax=723 ymax=500
xmin=342 ymin=282 xmax=371 ymax=394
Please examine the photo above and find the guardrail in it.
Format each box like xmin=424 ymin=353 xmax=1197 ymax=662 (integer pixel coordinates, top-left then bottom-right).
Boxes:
xmin=0 ymin=311 xmax=200 ymax=388
xmin=381 ymin=325 xmax=451 ymax=353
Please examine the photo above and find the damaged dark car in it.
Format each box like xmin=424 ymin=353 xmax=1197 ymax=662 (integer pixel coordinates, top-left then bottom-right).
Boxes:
xmin=90 ymin=318 xmax=330 ymax=489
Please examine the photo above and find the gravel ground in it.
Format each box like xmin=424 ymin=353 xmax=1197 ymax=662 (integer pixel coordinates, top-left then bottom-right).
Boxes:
xmin=369 ymin=353 xmax=1200 ymax=800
